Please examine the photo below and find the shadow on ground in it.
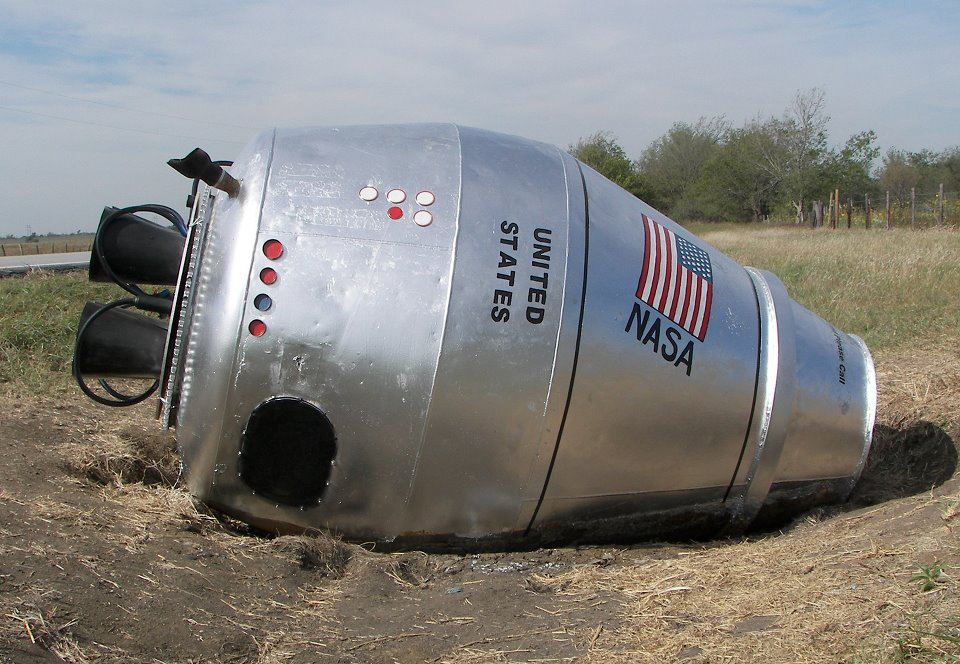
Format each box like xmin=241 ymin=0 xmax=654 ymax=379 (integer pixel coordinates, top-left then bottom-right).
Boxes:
xmin=745 ymin=420 xmax=956 ymax=537
xmin=848 ymin=420 xmax=957 ymax=506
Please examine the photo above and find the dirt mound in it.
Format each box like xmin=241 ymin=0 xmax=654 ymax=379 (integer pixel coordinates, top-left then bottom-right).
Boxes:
xmin=65 ymin=424 xmax=180 ymax=487
xmin=1 ymin=345 xmax=958 ymax=662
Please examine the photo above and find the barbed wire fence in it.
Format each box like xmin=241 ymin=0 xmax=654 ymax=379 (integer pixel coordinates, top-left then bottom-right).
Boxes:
xmin=772 ymin=184 xmax=957 ymax=229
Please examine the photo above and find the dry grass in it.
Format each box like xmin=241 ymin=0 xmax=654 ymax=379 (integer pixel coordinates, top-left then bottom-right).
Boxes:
xmin=64 ymin=423 xmax=181 ymax=488
xmin=699 ymin=225 xmax=960 ymax=354
xmin=849 ymin=346 xmax=960 ymax=509
xmin=3 ymin=227 xmax=960 ymax=661
xmin=875 ymin=346 xmax=960 ymax=429
xmin=530 ymin=505 xmax=958 ymax=662
xmin=270 ymin=533 xmax=355 ymax=577
xmin=0 ymin=237 xmax=92 ymax=257
xmin=4 ymin=604 xmax=95 ymax=663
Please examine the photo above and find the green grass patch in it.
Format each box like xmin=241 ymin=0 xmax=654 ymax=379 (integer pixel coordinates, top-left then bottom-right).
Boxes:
xmin=0 ymin=272 xmax=123 ymax=393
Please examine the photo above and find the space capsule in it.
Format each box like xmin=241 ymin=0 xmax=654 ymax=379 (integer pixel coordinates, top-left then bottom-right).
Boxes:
xmin=73 ymin=124 xmax=876 ymax=549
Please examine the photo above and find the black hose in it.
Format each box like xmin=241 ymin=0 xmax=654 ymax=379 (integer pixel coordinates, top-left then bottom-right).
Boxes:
xmin=72 ymin=298 xmax=160 ymax=407
xmin=94 ymin=204 xmax=187 ymax=297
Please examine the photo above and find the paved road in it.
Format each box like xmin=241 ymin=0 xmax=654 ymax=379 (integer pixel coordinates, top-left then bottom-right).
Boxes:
xmin=0 ymin=251 xmax=90 ymax=276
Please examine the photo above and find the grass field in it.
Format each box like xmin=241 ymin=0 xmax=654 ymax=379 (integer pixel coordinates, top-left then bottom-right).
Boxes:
xmin=696 ymin=225 xmax=960 ymax=354
xmin=0 ymin=273 xmax=119 ymax=392
xmin=0 ymin=224 xmax=959 ymax=662
xmin=0 ymin=234 xmax=93 ymax=257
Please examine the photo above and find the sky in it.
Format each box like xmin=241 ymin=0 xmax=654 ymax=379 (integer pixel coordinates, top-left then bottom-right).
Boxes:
xmin=0 ymin=1 xmax=958 ymax=236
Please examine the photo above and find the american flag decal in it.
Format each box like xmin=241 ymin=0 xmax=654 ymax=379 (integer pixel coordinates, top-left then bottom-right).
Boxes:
xmin=636 ymin=215 xmax=713 ymax=341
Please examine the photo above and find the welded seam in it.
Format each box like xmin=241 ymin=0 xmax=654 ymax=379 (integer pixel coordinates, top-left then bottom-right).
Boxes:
xmin=403 ymin=124 xmax=463 ymax=507
xmin=207 ymin=129 xmax=277 ymax=493
xmin=726 ymin=267 xmax=790 ymax=531
xmin=845 ymin=333 xmax=877 ymax=499
xmin=539 ymin=147 xmax=572 ymax=420
xmin=722 ymin=270 xmax=764 ymax=502
xmin=514 ymin=146 xmax=574 ymax=516
xmin=524 ymin=160 xmax=590 ymax=534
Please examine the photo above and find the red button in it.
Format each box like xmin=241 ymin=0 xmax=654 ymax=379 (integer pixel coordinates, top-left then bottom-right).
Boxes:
xmin=249 ymin=319 xmax=267 ymax=337
xmin=263 ymin=239 xmax=284 ymax=260
xmin=387 ymin=206 xmax=403 ymax=220
xmin=260 ymin=267 xmax=277 ymax=285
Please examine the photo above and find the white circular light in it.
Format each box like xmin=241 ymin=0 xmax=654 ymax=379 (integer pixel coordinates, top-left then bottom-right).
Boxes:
xmin=386 ymin=188 xmax=406 ymax=203
xmin=415 ymin=191 xmax=435 ymax=206
xmin=359 ymin=186 xmax=378 ymax=201
xmin=413 ymin=210 xmax=433 ymax=227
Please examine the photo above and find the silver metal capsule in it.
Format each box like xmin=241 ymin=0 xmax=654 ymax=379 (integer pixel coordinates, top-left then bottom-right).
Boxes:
xmin=156 ymin=124 xmax=876 ymax=548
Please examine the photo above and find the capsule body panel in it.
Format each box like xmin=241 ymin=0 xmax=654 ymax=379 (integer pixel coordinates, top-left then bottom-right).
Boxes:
xmin=175 ymin=125 xmax=462 ymax=538
xmin=403 ymin=127 xmax=578 ymax=537
xmin=533 ymin=165 xmax=763 ymax=530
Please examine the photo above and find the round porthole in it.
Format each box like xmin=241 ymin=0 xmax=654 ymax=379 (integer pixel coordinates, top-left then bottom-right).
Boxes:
xmin=239 ymin=397 xmax=337 ymax=506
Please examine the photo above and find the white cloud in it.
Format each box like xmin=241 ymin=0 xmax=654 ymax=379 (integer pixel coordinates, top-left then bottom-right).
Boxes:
xmin=0 ymin=0 xmax=957 ymax=234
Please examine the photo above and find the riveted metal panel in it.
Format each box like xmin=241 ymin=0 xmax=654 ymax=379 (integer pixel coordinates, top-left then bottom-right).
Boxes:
xmin=176 ymin=125 xmax=460 ymax=538
xmin=174 ymin=129 xmax=276 ymax=498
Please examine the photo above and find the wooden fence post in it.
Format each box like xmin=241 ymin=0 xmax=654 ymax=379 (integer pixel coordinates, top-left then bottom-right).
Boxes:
xmin=834 ymin=188 xmax=839 ymax=227
xmin=885 ymin=191 xmax=891 ymax=229
xmin=865 ymin=194 xmax=871 ymax=229
xmin=939 ymin=183 xmax=945 ymax=225
xmin=911 ymin=187 xmax=916 ymax=226
xmin=847 ymin=197 xmax=852 ymax=228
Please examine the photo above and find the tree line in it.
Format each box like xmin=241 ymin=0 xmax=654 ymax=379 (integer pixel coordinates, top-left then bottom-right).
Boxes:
xmin=570 ymin=89 xmax=960 ymax=223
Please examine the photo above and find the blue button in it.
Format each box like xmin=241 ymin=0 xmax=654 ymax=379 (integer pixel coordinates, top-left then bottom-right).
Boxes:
xmin=254 ymin=294 xmax=272 ymax=311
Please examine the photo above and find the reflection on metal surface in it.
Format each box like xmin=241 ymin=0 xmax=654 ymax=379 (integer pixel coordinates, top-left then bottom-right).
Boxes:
xmin=78 ymin=123 xmax=877 ymax=551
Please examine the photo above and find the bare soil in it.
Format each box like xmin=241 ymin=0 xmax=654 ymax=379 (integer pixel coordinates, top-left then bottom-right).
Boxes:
xmin=1 ymin=346 xmax=959 ymax=662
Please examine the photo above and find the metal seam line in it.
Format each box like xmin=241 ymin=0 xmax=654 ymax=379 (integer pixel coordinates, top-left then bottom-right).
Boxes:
xmin=524 ymin=159 xmax=591 ymax=535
